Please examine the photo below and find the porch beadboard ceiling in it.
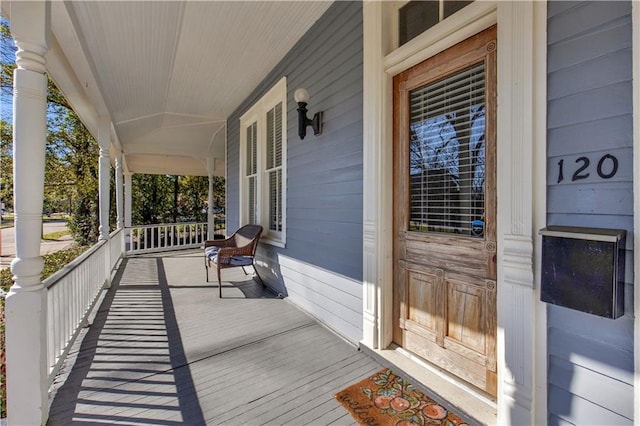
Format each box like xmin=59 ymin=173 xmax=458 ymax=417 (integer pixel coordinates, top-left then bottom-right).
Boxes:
xmin=49 ymin=1 xmax=333 ymax=177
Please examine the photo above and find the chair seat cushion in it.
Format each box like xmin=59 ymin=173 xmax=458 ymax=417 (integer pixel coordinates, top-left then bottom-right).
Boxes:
xmin=205 ymin=246 xmax=220 ymax=260
xmin=214 ymin=255 xmax=254 ymax=267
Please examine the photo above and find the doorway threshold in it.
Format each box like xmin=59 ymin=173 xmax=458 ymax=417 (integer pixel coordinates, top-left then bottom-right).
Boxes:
xmin=359 ymin=343 xmax=497 ymax=426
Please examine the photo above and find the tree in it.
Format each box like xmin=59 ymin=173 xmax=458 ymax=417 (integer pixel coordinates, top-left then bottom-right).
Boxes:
xmin=0 ymin=120 xmax=11 ymax=213
xmin=1 ymin=17 xmax=15 ymax=214
xmin=178 ymin=175 xmax=208 ymax=222
xmin=49 ymin=111 xmax=100 ymax=245
xmin=132 ymin=174 xmax=174 ymax=225
xmin=129 ymin=174 xmax=225 ymax=226
xmin=2 ymin=17 xmax=102 ymax=245
xmin=0 ymin=18 xmax=15 ymax=123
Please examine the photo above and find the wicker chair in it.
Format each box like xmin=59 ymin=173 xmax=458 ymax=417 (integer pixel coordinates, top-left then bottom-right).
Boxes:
xmin=204 ymin=224 xmax=263 ymax=297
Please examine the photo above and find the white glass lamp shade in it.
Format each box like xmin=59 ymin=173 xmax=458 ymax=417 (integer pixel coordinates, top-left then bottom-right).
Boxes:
xmin=294 ymin=88 xmax=310 ymax=104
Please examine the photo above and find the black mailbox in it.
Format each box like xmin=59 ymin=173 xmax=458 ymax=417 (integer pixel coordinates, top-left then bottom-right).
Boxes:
xmin=539 ymin=226 xmax=626 ymax=319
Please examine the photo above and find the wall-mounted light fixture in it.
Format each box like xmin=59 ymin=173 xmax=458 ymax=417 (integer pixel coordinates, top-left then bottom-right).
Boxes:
xmin=294 ymin=88 xmax=323 ymax=140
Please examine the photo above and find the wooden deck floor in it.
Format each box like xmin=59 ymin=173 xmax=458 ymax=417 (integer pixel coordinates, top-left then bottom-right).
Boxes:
xmin=47 ymin=250 xmax=383 ymax=425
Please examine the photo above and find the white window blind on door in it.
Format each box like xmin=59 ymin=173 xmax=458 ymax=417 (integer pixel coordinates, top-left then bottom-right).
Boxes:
xmin=408 ymin=62 xmax=486 ymax=237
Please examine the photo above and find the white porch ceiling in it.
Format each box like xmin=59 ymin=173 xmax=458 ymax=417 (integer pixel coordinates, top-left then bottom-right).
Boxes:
xmin=41 ymin=1 xmax=333 ymax=177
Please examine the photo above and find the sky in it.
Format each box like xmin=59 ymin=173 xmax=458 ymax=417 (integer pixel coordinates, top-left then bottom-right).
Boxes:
xmin=0 ymin=15 xmax=15 ymax=124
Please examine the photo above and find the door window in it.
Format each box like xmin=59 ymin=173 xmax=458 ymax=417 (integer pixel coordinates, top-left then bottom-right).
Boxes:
xmin=409 ymin=62 xmax=486 ymax=237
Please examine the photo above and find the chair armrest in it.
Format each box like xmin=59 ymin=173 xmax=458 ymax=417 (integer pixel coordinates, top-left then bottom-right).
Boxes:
xmin=216 ymin=244 xmax=254 ymax=264
xmin=204 ymin=238 xmax=233 ymax=248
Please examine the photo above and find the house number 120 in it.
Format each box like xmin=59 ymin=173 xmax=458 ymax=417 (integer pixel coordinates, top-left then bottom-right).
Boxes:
xmin=557 ymin=154 xmax=619 ymax=184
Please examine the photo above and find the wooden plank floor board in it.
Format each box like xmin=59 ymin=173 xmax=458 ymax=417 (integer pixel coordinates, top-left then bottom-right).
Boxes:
xmin=205 ymin=353 xmax=366 ymax=424
xmin=254 ymin=360 xmax=380 ymax=426
xmin=47 ymin=250 xmax=382 ymax=425
xmin=197 ymin=341 xmax=375 ymax=423
xmin=309 ymin=405 xmax=357 ymax=426
xmin=209 ymin=355 xmax=374 ymax=423
xmin=188 ymin=327 xmax=349 ymax=396
xmin=298 ymin=400 xmax=353 ymax=426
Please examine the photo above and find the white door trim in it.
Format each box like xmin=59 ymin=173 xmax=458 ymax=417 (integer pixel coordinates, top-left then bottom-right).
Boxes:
xmin=632 ymin=2 xmax=640 ymax=423
xmin=362 ymin=1 xmax=547 ymax=423
xmin=532 ymin=2 xmax=549 ymax=424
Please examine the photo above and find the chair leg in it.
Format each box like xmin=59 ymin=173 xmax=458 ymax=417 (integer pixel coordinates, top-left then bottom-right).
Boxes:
xmin=217 ymin=267 xmax=222 ymax=298
xmin=205 ymin=261 xmax=209 ymax=282
xmin=241 ymin=266 xmax=249 ymax=276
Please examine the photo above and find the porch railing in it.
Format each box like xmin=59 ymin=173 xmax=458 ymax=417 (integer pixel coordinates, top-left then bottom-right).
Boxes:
xmin=44 ymin=240 xmax=108 ymax=383
xmin=110 ymin=228 xmax=124 ymax=271
xmin=40 ymin=220 xmax=224 ymax=383
xmin=43 ymin=228 xmax=125 ymax=383
xmin=126 ymin=222 xmax=213 ymax=255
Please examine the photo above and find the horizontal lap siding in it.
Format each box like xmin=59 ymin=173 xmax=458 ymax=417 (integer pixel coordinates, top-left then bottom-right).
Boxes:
xmin=226 ymin=2 xmax=364 ymax=343
xmin=546 ymin=2 xmax=634 ymax=424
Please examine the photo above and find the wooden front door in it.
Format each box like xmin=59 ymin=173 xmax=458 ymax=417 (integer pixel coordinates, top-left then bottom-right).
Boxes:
xmin=392 ymin=26 xmax=497 ymax=396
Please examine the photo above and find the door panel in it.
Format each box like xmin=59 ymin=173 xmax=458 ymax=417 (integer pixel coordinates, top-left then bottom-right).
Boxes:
xmin=393 ymin=26 xmax=497 ymax=396
xmin=447 ymin=278 xmax=485 ymax=351
xmin=408 ymin=270 xmax=439 ymax=331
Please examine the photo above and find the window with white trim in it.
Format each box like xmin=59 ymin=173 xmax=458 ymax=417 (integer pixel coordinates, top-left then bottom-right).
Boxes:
xmin=240 ymin=77 xmax=287 ymax=246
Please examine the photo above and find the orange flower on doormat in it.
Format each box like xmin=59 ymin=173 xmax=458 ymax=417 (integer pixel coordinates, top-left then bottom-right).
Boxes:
xmin=335 ymin=369 xmax=469 ymax=426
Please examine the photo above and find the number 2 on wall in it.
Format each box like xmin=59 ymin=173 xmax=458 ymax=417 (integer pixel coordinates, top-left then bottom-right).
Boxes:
xmin=557 ymin=154 xmax=618 ymax=184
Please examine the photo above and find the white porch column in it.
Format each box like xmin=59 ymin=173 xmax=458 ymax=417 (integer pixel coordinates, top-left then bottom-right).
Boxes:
xmin=6 ymin=2 xmax=50 ymax=424
xmin=97 ymin=118 xmax=111 ymax=287
xmin=115 ymin=152 xmax=124 ymax=230
xmin=207 ymin=158 xmax=215 ymax=239
xmin=124 ymin=172 xmax=132 ymax=229
xmin=97 ymin=117 xmax=111 ymax=241
xmin=124 ymin=172 xmax=132 ymax=254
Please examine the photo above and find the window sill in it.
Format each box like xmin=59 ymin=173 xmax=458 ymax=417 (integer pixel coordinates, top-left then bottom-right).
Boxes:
xmin=260 ymin=236 xmax=285 ymax=248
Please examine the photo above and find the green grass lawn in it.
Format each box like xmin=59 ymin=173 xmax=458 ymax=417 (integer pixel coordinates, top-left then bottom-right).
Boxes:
xmin=42 ymin=230 xmax=71 ymax=241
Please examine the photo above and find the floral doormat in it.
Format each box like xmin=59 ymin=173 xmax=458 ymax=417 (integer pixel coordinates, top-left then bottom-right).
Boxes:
xmin=335 ymin=369 xmax=469 ymax=426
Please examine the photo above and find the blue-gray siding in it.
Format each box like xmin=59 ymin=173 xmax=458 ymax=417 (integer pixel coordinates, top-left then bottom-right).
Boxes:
xmin=546 ymin=2 xmax=634 ymax=424
xmin=226 ymin=2 xmax=364 ymax=342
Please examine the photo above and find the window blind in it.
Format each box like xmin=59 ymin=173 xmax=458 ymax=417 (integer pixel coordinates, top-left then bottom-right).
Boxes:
xmin=266 ymin=103 xmax=283 ymax=232
xmin=246 ymin=122 xmax=258 ymax=225
xmin=408 ymin=62 xmax=486 ymax=236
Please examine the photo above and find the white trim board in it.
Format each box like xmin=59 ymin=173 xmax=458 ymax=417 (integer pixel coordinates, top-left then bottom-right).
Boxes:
xmin=632 ymin=2 xmax=640 ymax=423
xmin=532 ymin=2 xmax=549 ymax=424
xmin=238 ymin=76 xmax=288 ymax=247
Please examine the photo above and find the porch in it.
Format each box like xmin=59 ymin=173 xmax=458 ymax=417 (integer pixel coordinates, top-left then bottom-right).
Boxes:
xmin=46 ymin=248 xmax=382 ymax=425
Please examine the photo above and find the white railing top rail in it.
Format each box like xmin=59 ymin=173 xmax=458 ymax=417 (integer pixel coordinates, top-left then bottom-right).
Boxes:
xmin=125 ymin=221 xmax=210 ymax=255
xmin=43 ymin=239 xmax=107 ymax=290
xmin=43 ymin=226 xmax=125 ymax=290
xmin=126 ymin=221 xmax=207 ymax=229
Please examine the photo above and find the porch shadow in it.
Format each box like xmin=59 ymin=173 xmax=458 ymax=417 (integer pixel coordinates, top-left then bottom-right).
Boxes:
xmin=156 ymin=257 xmax=206 ymax=425
xmin=219 ymin=275 xmax=281 ymax=299
xmin=45 ymin=249 xmax=389 ymax=424
xmin=150 ymin=249 xmax=276 ymax=299
xmin=47 ymin=257 xmax=206 ymax=425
